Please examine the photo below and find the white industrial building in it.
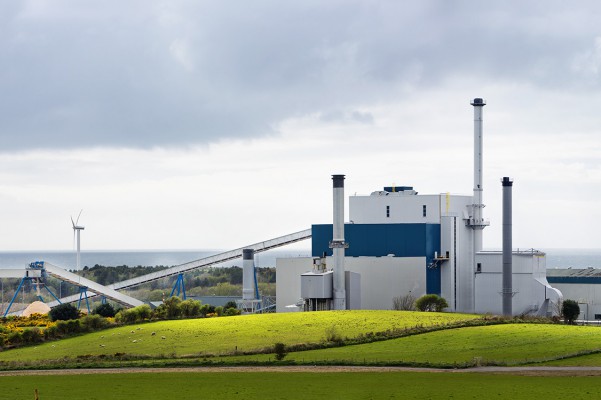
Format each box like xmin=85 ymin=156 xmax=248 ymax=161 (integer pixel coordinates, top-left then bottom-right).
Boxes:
xmin=547 ymin=269 xmax=601 ymax=321
xmin=276 ymin=98 xmax=562 ymax=316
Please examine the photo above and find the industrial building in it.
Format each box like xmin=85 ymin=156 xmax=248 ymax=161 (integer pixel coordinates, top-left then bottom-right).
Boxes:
xmin=276 ymin=99 xmax=563 ymax=316
xmin=547 ymin=269 xmax=601 ymax=321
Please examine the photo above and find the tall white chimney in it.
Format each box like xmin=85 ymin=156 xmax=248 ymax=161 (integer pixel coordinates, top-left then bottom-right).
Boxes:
xmin=470 ymin=98 xmax=488 ymax=251
xmin=330 ymin=174 xmax=347 ymax=310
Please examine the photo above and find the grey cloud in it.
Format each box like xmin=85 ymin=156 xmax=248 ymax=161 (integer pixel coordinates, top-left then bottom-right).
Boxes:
xmin=1 ymin=1 xmax=601 ymax=150
xmin=319 ymin=110 xmax=374 ymax=125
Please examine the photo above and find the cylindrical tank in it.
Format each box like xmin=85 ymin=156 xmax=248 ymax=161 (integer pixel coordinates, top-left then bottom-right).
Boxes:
xmin=242 ymin=248 xmax=256 ymax=300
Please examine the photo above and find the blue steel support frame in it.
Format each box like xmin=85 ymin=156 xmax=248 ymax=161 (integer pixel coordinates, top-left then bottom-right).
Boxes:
xmin=170 ymin=274 xmax=187 ymax=299
xmin=3 ymin=277 xmax=28 ymax=317
xmin=77 ymin=286 xmax=91 ymax=313
xmin=253 ymin=267 xmax=262 ymax=311
xmin=43 ymin=286 xmax=62 ymax=304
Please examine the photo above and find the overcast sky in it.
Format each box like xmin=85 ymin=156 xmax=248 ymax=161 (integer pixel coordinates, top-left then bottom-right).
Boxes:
xmin=0 ymin=1 xmax=600 ymax=255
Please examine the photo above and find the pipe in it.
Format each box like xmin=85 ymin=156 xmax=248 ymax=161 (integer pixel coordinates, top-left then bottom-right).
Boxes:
xmin=471 ymin=98 xmax=486 ymax=252
xmin=502 ymin=177 xmax=513 ymax=316
xmin=242 ymin=249 xmax=256 ymax=300
xmin=330 ymin=174 xmax=347 ymax=310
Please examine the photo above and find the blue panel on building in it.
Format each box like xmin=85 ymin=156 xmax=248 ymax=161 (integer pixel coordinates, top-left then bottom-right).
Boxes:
xmin=547 ymin=277 xmax=601 ymax=284
xmin=311 ymin=223 xmax=441 ymax=295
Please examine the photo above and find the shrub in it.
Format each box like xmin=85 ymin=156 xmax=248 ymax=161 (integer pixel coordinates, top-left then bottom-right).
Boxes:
xmin=199 ymin=304 xmax=210 ymax=317
xmin=415 ymin=294 xmax=448 ymax=312
xmin=81 ymin=314 xmax=110 ymax=331
xmin=562 ymin=299 xmax=580 ymax=324
xmin=215 ymin=306 xmax=224 ymax=317
xmin=49 ymin=303 xmax=80 ymax=321
xmin=44 ymin=325 xmax=59 ymax=340
xmin=180 ymin=299 xmax=202 ymax=318
xmin=224 ymin=301 xmax=238 ymax=310
xmin=55 ymin=319 xmax=82 ymax=335
xmin=21 ymin=327 xmax=43 ymax=344
xmin=115 ymin=309 xmax=138 ymax=324
xmin=134 ymin=304 xmax=153 ymax=321
xmin=7 ymin=331 xmax=23 ymax=345
xmin=224 ymin=307 xmax=241 ymax=316
xmin=157 ymin=297 xmax=182 ymax=319
xmin=324 ymin=325 xmax=343 ymax=343
xmin=93 ymin=303 xmax=116 ymax=318
xmin=392 ymin=293 xmax=416 ymax=311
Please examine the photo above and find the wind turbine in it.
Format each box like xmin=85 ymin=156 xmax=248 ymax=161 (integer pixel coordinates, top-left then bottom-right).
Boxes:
xmin=71 ymin=210 xmax=85 ymax=271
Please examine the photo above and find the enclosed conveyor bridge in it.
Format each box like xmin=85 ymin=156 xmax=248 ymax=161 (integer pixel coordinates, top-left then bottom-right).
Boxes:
xmin=46 ymin=229 xmax=312 ymax=307
xmin=42 ymin=262 xmax=145 ymax=307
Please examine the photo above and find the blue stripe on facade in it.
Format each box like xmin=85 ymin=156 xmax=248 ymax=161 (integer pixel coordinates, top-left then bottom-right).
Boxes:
xmin=311 ymin=223 xmax=442 ymax=295
xmin=547 ymin=277 xmax=601 ymax=284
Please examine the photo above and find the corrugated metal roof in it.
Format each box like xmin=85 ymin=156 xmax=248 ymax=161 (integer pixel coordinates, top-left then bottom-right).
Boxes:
xmin=547 ymin=268 xmax=601 ymax=278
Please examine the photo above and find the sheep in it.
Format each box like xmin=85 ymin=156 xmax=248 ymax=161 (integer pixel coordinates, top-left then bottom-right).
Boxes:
xmin=151 ymin=332 xmax=156 ymax=336
xmin=161 ymin=336 xmax=166 ymax=340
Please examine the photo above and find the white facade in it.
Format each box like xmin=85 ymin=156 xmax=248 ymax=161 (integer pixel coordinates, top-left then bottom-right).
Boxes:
xmin=277 ymin=256 xmax=426 ymax=313
xmin=350 ymin=192 xmax=473 ymax=225
xmin=475 ymin=251 xmax=561 ymax=316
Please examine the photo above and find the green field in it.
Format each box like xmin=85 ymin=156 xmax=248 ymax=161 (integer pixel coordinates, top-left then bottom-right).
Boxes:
xmin=227 ymin=323 xmax=601 ymax=366
xmin=2 ymin=371 xmax=601 ymax=400
xmin=0 ymin=310 xmax=478 ymax=362
xmin=4 ymin=310 xmax=601 ymax=399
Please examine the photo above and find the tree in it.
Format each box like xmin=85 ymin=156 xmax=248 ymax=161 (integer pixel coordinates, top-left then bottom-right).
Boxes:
xmin=562 ymin=299 xmax=580 ymax=324
xmin=274 ymin=342 xmax=287 ymax=361
xmin=155 ymin=296 xmax=182 ymax=319
xmin=224 ymin=301 xmax=238 ymax=310
xmin=49 ymin=303 xmax=80 ymax=321
xmin=93 ymin=303 xmax=116 ymax=318
xmin=415 ymin=294 xmax=448 ymax=312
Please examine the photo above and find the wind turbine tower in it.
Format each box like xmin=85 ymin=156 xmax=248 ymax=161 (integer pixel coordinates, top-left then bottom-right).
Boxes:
xmin=71 ymin=210 xmax=85 ymax=271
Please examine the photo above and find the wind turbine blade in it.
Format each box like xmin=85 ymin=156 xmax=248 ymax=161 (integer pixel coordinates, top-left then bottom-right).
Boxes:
xmin=76 ymin=209 xmax=83 ymax=226
xmin=71 ymin=216 xmax=75 ymax=228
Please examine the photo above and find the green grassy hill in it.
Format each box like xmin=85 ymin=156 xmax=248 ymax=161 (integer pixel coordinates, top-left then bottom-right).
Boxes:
xmin=0 ymin=310 xmax=477 ymax=363
xmin=228 ymin=323 xmax=601 ymax=366
xmin=2 ymin=310 xmax=601 ymax=369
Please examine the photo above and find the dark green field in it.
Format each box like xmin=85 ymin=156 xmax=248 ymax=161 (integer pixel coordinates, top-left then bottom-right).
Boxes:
xmin=2 ymin=370 xmax=601 ymax=400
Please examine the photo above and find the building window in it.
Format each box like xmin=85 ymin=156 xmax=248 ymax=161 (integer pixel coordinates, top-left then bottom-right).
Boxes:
xmin=595 ymin=314 xmax=601 ymax=320
xmin=476 ymin=263 xmax=482 ymax=273
xmin=422 ymin=205 xmax=427 ymax=217
xmin=386 ymin=205 xmax=390 ymax=218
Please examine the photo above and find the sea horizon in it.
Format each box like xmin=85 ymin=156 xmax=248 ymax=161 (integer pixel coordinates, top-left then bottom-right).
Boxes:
xmin=1 ymin=248 xmax=600 ymax=270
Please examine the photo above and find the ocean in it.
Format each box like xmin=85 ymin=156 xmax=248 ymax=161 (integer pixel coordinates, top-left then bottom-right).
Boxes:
xmin=0 ymin=248 xmax=599 ymax=270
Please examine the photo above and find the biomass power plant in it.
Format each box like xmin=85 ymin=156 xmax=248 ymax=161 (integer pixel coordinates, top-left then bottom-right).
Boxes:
xmin=276 ymin=98 xmax=563 ymax=316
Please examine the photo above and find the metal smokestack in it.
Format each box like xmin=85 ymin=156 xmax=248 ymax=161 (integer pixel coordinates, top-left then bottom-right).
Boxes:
xmin=330 ymin=174 xmax=347 ymax=310
xmin=502 ymin=177 xmax=513 ymax=316
xmin=470 ymin=98 xmax=486 ymax=252
xmin=242 ymin=249 xmax=256 ymax=300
